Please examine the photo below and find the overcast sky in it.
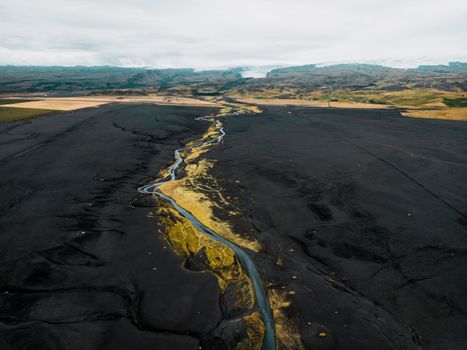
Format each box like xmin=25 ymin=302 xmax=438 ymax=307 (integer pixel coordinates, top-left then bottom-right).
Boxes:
xmin=0 ymin=0 xmax=466 ymax=68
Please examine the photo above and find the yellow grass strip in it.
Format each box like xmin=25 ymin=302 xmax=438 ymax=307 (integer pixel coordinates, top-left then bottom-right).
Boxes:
xmin=402 ymin=108 xmax=467 ymax=121
xmin=235 ymin=98 xmax=388 ymax=109
xmin=0 ymin=107 xmax=55 ymax=122
xmin=158 ymin=117 xmax=261 ymax=252
xmin=237 ymin=311 xmax=266 ymax=350
xmin=269 ymin=289 xmax=305 ymax=350
xmin=159 ymin=159 xmax=261 ymax=253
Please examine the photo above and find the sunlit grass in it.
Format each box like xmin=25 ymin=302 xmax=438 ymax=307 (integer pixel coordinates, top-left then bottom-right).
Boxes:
xmin=228 ymin=88 xmax=466 ymax=109
xmin=311 ymin=89 xmax=462 ymax=108
xmin=0 ymin=107 xmax=55 ymax=123
xmin=402 ymin=107 xmax=467 ymax=121
xmin=0 ymin=99 xmax=36 ymax=105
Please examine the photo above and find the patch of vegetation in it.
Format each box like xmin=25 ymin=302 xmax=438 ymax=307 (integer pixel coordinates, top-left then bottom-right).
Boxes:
xmin=0 ymin=99 xmax=35 ymax=105
xmin=402 ymin=107 xmax=467 ymax=121
xmin=443 ymin=97 xmax=467 ymax=107
xmin=0 ymin=107 xmax=55 ymax=122
xmin=311 ymin=89 xmax=463 ymax=108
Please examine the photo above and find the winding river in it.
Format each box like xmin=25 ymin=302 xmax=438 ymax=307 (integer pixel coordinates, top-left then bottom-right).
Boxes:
xmin=138 ymin=115 xmax=275 ymax=350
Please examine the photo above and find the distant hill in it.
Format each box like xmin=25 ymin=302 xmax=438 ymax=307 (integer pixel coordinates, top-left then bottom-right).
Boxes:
xmin=411 ymin=62 xmax=467 ymax=73
xmin=252 ymin=62 xmax=467 ymax=92
xmin=0 ymin=63 xmax=465 ymax=94
xmin=0 ymin=66 xmax=244 ymax=94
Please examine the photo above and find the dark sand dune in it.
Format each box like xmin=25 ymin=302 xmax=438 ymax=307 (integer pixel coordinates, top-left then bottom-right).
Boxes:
xmin=207 ymin=106 xmax=467 ymax=350
xmin=0 ymin=104 xmax=222 ymax=350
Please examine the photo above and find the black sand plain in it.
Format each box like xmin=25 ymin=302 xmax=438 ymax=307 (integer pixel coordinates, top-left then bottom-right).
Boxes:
xmin=1 ymin=104 xmax=466 ymax=350
xmin=206 ymin=106 xmax=467 ymax=350
xmin=0 ymin=104 xmax=224 ymax=349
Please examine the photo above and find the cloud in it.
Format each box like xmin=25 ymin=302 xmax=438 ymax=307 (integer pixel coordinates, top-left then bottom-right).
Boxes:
xmin=0 ymin=0 xmax=465 ymax=68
